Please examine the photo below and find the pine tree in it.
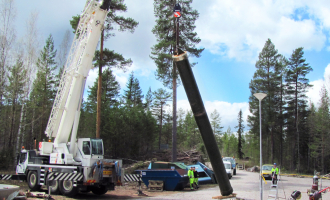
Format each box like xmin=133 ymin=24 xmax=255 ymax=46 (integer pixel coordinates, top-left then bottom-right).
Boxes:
xmin=152 ymin=88 xmax=172 ymax=150
xmin=151 ymin=0 xmax=204 ymax=162
xmin=307 ymin=102 xmax=318 ymax=171
xmin=210 ymin=109 xmax=224 ymax=148
xmin=123 ymin=72 xmax=144 ymax=107
xmin=248 ymin=39 xmax=282 ymax=164
xmin=30 ymin=34 xmax=57 ymax=143
xmin=5 ymin=56 xmax=26 ymax=161
xmin=70 ymin=0 xmax=138 ymax=139
xmin=144 ymin=87 xmax=154 ymax=110
xmin=235 ymin=109 xmax=245 ymax=159
xmin=316 ymin=86 xmax=330 ymax=174
xmin=284 ymin=47 xmax=312 ymax=172
xmin=81 ymin=68 xmax=120 ymax=138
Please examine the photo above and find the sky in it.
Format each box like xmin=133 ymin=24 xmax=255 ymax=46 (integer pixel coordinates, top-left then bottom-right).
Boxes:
xmin=12 ymin=0 xmax=330 ymax=131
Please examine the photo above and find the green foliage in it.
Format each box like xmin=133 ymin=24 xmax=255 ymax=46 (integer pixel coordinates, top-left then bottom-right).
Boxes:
xmin=123 ymin=72 xmax=144 ymax=107
xmin=152 ymin=88 xmax=171 ymax=150
xmin=144 ymin=87 xmax=154 ymax=110
xmin=235 ymin=109 xmax=245 ymax=159
xmin=246 ymin=40 xmax=321 ymax=174
xmin=29 ymin=35 xmax=58 ymax=143
xmin=93 ymin=48 xmax=132 ymax=71
xmin=151 ymin=0 xmax=204 ymax=87
xmin=221 ymin=127 xmax=238 ymax=157
xmin=210 ymin=109 xmax=223 ymax=148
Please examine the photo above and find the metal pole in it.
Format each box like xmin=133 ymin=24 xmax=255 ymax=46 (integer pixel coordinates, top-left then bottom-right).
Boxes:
xmin=254 ymin=92 xmax=266 ymax=200
xmin=259 ymin=99 xmax=263 ymax=200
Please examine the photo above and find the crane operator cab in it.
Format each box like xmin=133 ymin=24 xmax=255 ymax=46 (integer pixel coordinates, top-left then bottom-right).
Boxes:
xmin=75 ymin=138 xmax=104 ymax=164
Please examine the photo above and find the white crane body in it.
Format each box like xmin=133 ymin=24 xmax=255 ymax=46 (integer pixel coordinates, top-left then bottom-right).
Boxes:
xmin=4 ymin=1 xmax=121 ymax=197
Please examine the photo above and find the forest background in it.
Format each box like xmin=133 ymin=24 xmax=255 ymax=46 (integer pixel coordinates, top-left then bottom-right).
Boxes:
xmin=1 ymin=0 xmax=330 ymax=175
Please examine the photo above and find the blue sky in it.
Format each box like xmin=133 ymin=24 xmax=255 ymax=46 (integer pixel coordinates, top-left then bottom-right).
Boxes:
xmin=13 ymin=0 xmax=330 ymax=130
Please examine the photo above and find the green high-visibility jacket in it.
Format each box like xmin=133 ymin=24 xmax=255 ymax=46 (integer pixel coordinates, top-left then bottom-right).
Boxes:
xmin=271 ymin=167 xmax=279 ymax=175
xmin=187 ymin=169 xmax=194 ymax=179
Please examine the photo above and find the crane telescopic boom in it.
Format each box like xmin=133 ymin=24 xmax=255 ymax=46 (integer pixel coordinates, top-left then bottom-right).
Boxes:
xmin=45 ymin=0 xmax=110 ymax=147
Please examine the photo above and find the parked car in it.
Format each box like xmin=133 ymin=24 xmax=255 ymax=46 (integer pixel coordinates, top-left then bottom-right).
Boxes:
xmin=223 ymin=161 xmax=233 ymax=179
xmin=261 ymin=164 xmax=273 ymax=180
xmin=222 ymin=157 xmax=237 ymax=175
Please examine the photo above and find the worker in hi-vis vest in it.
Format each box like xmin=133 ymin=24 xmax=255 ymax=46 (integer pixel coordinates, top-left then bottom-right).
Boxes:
xmin=187 ymin=166 xmax=194 ymax=190
xmin=193 ymin=166 xmax=199 ymax=189
xmin=271 ymin=163 xmax=279 ymax=184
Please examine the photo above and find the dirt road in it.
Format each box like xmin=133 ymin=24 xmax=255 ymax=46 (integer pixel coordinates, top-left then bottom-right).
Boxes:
xmin=148 ymin=170 xmax=330 ymax=200
xmin=7 ymin=170 xmax=330 ymax=199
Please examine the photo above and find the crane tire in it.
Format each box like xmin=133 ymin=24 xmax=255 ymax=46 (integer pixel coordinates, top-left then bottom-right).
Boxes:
xmin=27 ymin=171 xmax=41 ymax=191
xmin=47 ymin=179 xmax=59 ymax=194
xmin=59 ymin=180 xmax=78 ymax=197
xmin=91 ymin=186 xmax=108 ymax=195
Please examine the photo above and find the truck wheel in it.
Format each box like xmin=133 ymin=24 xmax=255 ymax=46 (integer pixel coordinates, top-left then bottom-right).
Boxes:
xmin=47 ymin=180 xmax=59 ymax=194
xmin=27 ymin=171 xmax=41 ymax=191
xmin=59 ymin=180 xmax=78 ymax=197
xmin=233 ymin=169 xmax=236 ymax=175
xmin=91 ymin=186 xmax=108 ymax=195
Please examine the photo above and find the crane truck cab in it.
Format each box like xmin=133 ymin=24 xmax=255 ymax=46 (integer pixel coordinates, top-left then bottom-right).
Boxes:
xmin=15 ymin=138 xmax=117 ymax=196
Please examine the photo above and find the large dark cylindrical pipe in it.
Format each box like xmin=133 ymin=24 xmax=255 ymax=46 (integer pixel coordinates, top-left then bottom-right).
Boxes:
xmin=173 ymin=50 xmax=233 ymax=196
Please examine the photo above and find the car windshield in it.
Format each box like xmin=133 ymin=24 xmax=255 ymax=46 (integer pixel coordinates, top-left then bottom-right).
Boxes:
xmin=223 ymin=158 xmax=235 ymax=164
xmin=91 ymin=139 xmax=103 ymax=155
xmin=224 ymin=163 xmax=231 ymax=169
xmin=262 ymin=165 xmax=272 ymax=171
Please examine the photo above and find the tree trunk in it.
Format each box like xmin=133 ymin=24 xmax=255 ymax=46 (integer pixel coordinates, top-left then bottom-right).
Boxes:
xmin=96 ymin=30 xmax=104 ymax=139
xmin=16 ymin=103 xmax=25 ymax=161
xmin=172 ymin=64 xmax=177 ymax=162
xmin=159 ymin=104 xmax=163 ymax=150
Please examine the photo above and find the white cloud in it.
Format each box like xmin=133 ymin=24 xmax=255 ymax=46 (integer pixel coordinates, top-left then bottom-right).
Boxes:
xmin=324 ymin=64 xmax=330 ymax=88
xmin=307 ymin=79 xmax=325 ymax=107
xmin=103 ymin=0 xmax=156 ymax=74
xmin=86 ymin=68 xmax=98 ymax=90
xmin=177 ymin=99 xmax=250 ymax=130
xmin=306 ymin=64 xmax=330 ymax=107
xmin=193 ymin=0 xmax=328 ymax=61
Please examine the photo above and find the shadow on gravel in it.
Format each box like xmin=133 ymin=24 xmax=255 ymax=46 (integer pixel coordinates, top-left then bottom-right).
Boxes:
xmin=73 ymin=193 xmax=140 ymax=199
xmin=235 ymin=172 xmax=249 ymax=176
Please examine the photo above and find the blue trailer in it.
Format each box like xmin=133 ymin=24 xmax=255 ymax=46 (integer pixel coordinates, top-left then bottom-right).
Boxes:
xmin=137 ymin=169 xmax=189 ymax=191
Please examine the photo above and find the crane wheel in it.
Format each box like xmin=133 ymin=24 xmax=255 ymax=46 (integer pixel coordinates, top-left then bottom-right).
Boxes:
xmin=47 ymin=179 xmax=59 ymax=194
xmin=27 ymin=171 xmax=41 ymax=191
xmin=59 ymin=180 xmax=78 ymax=197
xmin=91 ymin=186 xmax=108 ymax=195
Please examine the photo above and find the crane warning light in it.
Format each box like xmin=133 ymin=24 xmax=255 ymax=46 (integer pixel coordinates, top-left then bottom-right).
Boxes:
xmin=174 ymin=12 xmax=181 ymax=18
xmin=173 ymin=3 xmax=181 ymax=18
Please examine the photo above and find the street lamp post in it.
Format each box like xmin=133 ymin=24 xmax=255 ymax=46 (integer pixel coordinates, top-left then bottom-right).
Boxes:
xmin=253 ymin=93 xmax=267 ymax=200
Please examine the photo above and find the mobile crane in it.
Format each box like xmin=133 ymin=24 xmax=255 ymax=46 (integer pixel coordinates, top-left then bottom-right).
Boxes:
xmin=1 ymin=0 xmax=119 ymax=197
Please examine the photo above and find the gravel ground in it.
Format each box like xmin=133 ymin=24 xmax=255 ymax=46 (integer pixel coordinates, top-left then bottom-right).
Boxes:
xmin=147 ymin=170 xmax=330 ymax=200
xmin=3 ymin=170 xmax=330 ymax=199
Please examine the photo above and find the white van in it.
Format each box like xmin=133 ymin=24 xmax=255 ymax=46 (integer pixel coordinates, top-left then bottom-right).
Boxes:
xmin=223 ymin=161 xmax=233 ymax=179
